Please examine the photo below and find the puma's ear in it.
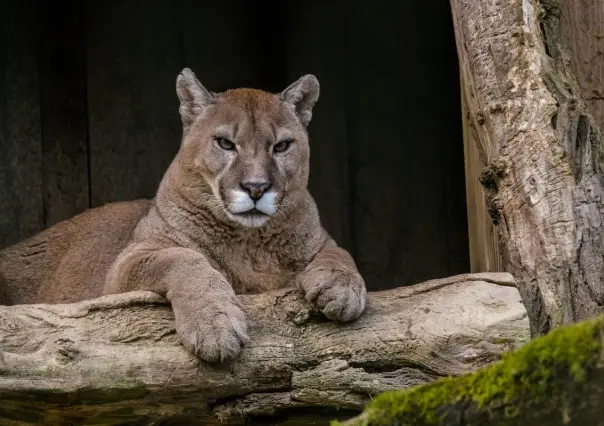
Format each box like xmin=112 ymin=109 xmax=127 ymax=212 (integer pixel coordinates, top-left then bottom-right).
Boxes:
xmin=279 ymin=74 xmax=320 ymax=127
xmin=176 ymin=68 xmax=214 ymax=132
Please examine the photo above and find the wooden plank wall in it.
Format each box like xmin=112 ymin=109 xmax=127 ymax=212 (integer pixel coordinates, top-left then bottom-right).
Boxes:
xmin=460 ymin=75 xmax=503 ymax=273
xmin=0 ymin=0 xmax=470 ymax=290
xmin=0 ymin=0 xmax=90 ymax=248
xmin=282 ymin=0 xmax=354 ymax=253
xmin=86 ymin=0 xmax=183 ymax=207
xmin=345 ymin=0 xmax=469 ymax=289
xmin=0 ymin=0 xmax=44 ymax=248
xmin=40 ymin=0 xmax=90 ymax=227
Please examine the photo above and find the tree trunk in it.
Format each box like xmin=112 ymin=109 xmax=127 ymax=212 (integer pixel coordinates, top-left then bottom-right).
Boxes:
xmin=452 ymin=0 xmax=604 ymax=336
xmin=0 ymin=273 xmax=529 ymax=425
xmin=339 ymin=312 xmax=604 ymax=426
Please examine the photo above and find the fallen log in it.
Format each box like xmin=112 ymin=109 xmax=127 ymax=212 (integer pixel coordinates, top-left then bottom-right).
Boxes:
xmin=0 ymin=273 xmax=529 ymax=425
xmin=339 ymin=312 xmax=604 ymax=426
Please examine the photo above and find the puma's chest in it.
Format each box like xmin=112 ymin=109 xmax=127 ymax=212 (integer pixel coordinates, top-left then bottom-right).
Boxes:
xmin=212 ymin=242 xmax=307 ymax=294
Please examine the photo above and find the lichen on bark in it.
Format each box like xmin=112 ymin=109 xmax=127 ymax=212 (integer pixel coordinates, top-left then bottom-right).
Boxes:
xmin=336 ymin=314 xmax=604 ymax=426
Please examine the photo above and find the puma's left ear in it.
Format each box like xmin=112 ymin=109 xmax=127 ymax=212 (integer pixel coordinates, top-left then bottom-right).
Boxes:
xmin=279 ymin=74 xmax=320 ymax=127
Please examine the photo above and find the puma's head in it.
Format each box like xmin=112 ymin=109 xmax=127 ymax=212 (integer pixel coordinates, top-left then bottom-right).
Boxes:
xmin=175 ymin=68 xmax=319 ymax=228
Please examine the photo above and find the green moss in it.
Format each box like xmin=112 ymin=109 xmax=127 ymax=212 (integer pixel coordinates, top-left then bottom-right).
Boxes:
xmin=489 ymin=337 xmax=513 ymax=345
xmin=335 ymin=315 xmax=603 ymax=426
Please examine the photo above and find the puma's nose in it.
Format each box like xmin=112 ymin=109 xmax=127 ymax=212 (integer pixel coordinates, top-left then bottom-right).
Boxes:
xmin=240 ymin=181 xmax=271 ymax=202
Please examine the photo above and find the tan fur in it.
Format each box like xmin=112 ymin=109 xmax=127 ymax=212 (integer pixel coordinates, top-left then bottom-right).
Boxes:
xmin=0 ymin=69 xmax=367 ymax=362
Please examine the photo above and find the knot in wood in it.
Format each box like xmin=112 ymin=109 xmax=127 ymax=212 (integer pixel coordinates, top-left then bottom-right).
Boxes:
xmin=479 ymin=159 xmax=508 ymax=191
xmin=476 ymin=111 xmax=485 ymax=124
xmin=486 ymin=194 xmax=504 ymax=225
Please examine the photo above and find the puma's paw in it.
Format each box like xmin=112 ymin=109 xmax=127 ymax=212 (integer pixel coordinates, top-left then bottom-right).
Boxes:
xmin=174 ymin=299 xmax=249 ymax=363
xmin=300 ymin=268 xmax=367 ymax=322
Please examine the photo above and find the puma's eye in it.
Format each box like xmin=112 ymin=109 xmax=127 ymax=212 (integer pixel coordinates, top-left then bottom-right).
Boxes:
xmin=215 ymin=137 xmax=236 ymax=151
xmin=273 ymin=139 xmax=293 ymax=153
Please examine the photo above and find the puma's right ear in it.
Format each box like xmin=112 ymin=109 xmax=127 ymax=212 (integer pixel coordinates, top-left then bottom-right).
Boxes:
xmin=176 ymin=68 xmax=214 ymax=132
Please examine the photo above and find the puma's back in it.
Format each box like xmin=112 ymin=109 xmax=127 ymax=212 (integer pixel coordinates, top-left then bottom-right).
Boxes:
xmin=0 ymin=200 xmax=151 ymax=305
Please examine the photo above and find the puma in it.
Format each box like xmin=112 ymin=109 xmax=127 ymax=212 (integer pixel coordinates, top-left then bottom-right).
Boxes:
xmin=0 ymin=68 xmax=367 ymax=362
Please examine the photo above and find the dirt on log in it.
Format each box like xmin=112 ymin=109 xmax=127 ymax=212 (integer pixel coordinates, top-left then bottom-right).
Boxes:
xmin=0 ymin=273 xmax=529 ymax=425
xmin=338 ymin=312 xmax=604 ymax=426
xmin=452 ymin=0 xmax=604 ymax=336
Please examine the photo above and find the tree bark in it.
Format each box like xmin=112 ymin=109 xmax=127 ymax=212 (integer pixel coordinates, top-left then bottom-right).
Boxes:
xmin=451 ymin=0 xmax=604 ymax=336
xmin=0 ymin=273 xmax=529 ymax=425
xmin=339 ymin=312 xmax=604 ymax=426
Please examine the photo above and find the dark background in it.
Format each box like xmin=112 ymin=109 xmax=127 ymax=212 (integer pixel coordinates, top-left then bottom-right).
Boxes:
xmin=0 ymin=0 xmax=469 ymax=291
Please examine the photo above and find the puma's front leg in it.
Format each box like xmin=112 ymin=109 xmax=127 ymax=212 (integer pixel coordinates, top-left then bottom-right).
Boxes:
xmin=297 ymin=238 xmax=367 ymax=322
xmin=104 ymin=242 xmax=248 ymax=362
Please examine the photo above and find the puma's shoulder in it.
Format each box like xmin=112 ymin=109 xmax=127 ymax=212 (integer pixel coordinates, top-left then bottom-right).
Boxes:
xmin=0 ymin=199 xmax=151 ymax=304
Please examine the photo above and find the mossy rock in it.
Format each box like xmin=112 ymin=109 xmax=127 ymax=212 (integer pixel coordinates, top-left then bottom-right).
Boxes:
xmin=336 ymin=315 xmax=604 ymax=426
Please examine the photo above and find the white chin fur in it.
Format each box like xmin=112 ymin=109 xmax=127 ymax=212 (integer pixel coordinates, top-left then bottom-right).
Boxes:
xmin=226 ymin=189 xmax=278 ymax=228
xmin=228 ymin=213 xmax=270 ymax=228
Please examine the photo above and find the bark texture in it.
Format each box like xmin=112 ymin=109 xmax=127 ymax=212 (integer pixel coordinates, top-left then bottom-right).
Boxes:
xmin=0 ymin=273 xmax=529 ymax=425
xmin=452 ymin=0 xmax=604 ymax=336
xmin=339 ymin=313 xmax=604 ymax=426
